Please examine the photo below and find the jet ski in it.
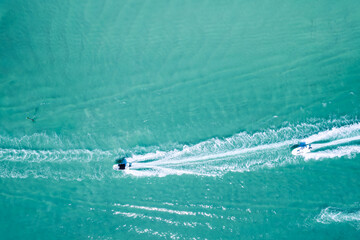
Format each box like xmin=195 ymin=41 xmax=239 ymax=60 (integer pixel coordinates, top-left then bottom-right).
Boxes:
xmin=291 ymin=142 xmax=312 ymax=155
xmin=113 ymin=157 xmax=132 ymax=171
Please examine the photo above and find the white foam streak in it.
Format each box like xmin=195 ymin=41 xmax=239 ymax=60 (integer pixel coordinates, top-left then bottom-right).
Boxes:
xmin=0 ymin=148 xmax=112 ymax=162
xmin=311 ymin=135 xmax=360 ymax=150
xmin=113 ymin=211 xmax=183 ymax=226
xmin=124 ymin=121 xmax=360 ymax=177
xmin=304 ymin=146 xmax=360 ymax=160
xmin=1 ymin=119 xmax=360 ymax=179
xmin=304 ymin=123 xmax=360 ymax=143
xmin=148 ymin=140 xmax=293 ymax=167
xmin=114 ymin=204 xmax=197 ymax=216
xmin=316 ymin=207 xmax=360 ymax=226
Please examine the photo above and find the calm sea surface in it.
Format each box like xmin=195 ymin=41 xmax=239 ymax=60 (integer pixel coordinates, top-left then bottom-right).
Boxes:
xmin=1 ymin=0 xmax=360 ymax=239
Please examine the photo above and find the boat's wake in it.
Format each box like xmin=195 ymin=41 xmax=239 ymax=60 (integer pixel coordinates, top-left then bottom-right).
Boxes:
xmin=0 ymin=118 xmax=359 ymax=179
xmin=125 ymin=120 xmax=360 ymax=177
xmin=316 ymin=205 xmax=360 ymax=229
xmin=126 ymin=141 xmax=293 ymax=177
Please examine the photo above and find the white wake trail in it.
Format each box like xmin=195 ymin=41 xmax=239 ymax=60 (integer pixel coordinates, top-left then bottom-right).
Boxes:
xmin=310 ymin=135 xmax=360 ymax=150
xmin=304 ymin=123 xmax=360 ymax=143
xmin=125 ymin=122 xmax=360 ymax=177
xmin=137 ymin=140 xmax=294 ymax=167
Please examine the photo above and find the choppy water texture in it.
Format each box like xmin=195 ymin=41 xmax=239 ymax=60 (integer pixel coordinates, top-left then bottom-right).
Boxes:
xmin=1 ymin=0 xmax=360 ymax=239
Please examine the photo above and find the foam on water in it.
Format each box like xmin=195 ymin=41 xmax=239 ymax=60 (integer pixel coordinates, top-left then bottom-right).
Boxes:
xmin=0 ymin=148 xmax=112 ymax=163
xmin=304 ymin=123 xmax=360 ymax=143
xmin=126 ymin=120 xmax=360 ymax=177
xmin=114 ymin=204 xmax=197 ymax=216
xmin=304 ymin=146 xmax=360 ymax=160
xmin=316 ymin=206 xmax=360 ymax=229
xmin=310 ymin=135 xmax=360 ymax=150
xmin=0 ymin=118 xmax=359 ymax=179
xmin=110 ymin=202 xmax=217 ymax=239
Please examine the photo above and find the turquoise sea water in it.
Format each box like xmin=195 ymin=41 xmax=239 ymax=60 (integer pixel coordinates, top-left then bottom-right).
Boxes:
xmin=1 ymin=0 xmax=360 ymax=239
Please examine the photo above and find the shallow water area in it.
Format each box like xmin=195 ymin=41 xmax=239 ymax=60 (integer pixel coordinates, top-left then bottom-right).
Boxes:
xmin=1 ymin=0 xmax=360 ymax=239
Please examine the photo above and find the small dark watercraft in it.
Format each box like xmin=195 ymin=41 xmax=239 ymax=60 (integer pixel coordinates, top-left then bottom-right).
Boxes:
xmin=113 ymin=157 xmax=132 ymax=171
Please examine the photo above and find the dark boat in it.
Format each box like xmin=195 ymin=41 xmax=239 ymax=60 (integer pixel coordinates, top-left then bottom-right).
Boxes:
xmin=113 ymin=157 xmax=132 ymax=171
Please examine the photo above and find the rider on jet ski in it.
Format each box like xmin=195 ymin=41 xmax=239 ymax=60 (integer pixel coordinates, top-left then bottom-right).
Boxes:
xmin=113 ymin=157 xmax=132 ymax=170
